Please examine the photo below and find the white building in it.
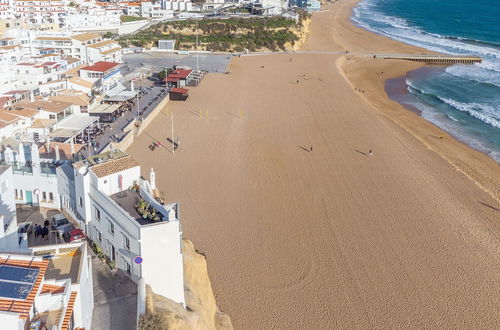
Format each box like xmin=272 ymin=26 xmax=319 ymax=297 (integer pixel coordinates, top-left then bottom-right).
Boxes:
xmin=66 ymin=2 xmax=122 ymax=31
xmin=71 ymin=150 xmax=185 ymax=305
xmin=0 ymin=164 xmax=16 ymax=243
xmin=0 ymin=143 xmax=61 ymax=209
xmin=79 ymin=61 xmax=121 ymax=92
xmin=0 ymin=245 xmax=93 ymax=329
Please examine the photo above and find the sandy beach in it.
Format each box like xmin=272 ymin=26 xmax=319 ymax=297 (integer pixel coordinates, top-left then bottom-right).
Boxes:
xmin=127 ymin=0 xmax=500 ymax=328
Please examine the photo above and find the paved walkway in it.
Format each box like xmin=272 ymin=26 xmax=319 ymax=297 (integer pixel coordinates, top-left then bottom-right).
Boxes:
xmin=91 ymin=256 xmax=138 ymax=330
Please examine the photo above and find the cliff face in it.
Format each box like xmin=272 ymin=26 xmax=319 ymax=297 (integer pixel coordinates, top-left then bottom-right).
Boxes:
xmin=139 ymin=240 xmax=233 ymax=330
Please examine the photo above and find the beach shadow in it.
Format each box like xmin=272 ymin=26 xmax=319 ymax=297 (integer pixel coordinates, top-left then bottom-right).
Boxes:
xmin=226 ymin=111 xmax=240 ymax=118
xmin=354 ymin=149 xmax=368 ymax=156
xmin=478 ymin=201 xmax=500 ymax=211
xmin=298 ymin=146 xmax=311 ymax=152
xmin=188 ymin=110 xmax=201 ymax=118
xmin=142 ymin=130 xmax=172 ymax=153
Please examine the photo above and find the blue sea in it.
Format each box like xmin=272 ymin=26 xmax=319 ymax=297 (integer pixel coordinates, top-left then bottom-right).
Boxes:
xmin=352 ymin=0 xmax=500 ymax=161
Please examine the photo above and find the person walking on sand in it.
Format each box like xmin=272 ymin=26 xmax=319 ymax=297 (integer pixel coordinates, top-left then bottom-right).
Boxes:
xmin=310 ymin=146 xmax=313 ymax=152
xmin=369 ymin=149 xmax=373 ymax=156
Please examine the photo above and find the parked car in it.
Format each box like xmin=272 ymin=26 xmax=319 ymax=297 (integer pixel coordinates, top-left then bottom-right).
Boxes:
xmin=63 ymin=229 xmax=86 ymax=243
xmin=51 ymin=214 xmax=73 ymax=236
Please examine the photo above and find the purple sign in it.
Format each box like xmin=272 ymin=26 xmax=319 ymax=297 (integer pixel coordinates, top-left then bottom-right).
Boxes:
xmin=134 ymin=256 xmax=143 ymax=264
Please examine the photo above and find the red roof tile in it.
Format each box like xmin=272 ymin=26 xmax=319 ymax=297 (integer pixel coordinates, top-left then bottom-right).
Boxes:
xmin=171 ymin=87 xmax=189 ymax=94
xmin=81 ymin=61 xmax=119 ymax=72
xmin=0 ymin=257 xmax=49 ymax=320
xmin=41 ymin=284 xmax=65 ymax=295
xmin=168 ymin=69 xmax=192 ymax=79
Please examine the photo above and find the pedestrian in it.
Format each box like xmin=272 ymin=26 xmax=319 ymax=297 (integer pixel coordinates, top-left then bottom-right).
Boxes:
xmin=310 ymin=146 xmax=313 ymax=152
xmin=297 ymin=80 xmax=299 ymax=84
xmin=44 ymin=219 xmax=49 ymax=227
xmin=34 ymin=224 xmax=39 ymax=238
xmin=43 ymin=226 xmax=49 ymax=241
xmin=369 ymin=149 xmax=373 ymax=156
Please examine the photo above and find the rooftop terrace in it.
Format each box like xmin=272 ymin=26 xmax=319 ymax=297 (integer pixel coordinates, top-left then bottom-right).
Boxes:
xmin=110 ymin=190 xmax=166 ymax=226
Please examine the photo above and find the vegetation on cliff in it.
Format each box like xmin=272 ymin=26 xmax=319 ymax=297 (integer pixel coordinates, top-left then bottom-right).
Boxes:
xmin=118 ymin=11 xmax=311 ymax=52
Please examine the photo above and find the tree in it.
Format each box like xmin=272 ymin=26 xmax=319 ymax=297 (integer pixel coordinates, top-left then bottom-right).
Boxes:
xmin=157 ymin=70 xmax=167 ymax=81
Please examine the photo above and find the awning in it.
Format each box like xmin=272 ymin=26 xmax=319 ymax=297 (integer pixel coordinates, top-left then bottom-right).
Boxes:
xmin=105 ymin=82 xmax=126 ymax=97
xmin=90 ymin=103 xmax=121 ymax=114
xmin=105 ymin=90 xmax=137 ymax=102
xmin=56 ymin=115 xmax=98 ymax=131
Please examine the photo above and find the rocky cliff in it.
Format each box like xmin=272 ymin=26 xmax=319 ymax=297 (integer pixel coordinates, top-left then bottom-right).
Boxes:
xmin=139 ymin=239 xmax=233 ymax=330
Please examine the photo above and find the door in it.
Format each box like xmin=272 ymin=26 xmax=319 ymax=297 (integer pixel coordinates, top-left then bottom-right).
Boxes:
xmin=25 ymin=190 xmax=32 ymax=205
xmin=111 ymin=245 xmax=116 ymax=262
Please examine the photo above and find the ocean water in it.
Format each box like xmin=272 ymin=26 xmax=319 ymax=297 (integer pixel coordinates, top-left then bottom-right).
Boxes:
xmin=351 ymin=0 xmax=500 ymax=161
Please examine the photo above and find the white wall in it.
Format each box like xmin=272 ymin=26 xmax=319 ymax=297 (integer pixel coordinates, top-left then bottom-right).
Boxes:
xmin=95 ymin=166 xmax=140 ymax=196
xmin=72 ymin=244 xmax=93 ymax=329
xmin=0 ymin=166 xmax=16 ymax=227
xmin=0 ymin=311 xmax=23 ymax=330
xmin=75 ymin=165 xmax=92 ymax=229
xmin=12 ymin=169 xmax=60 ymax=209
xmin=140 ymin=221 xmax=184 ymax=305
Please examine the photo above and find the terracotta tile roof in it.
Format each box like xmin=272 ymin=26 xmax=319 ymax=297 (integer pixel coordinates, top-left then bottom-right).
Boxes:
xmin=91 ymin=155 xmax=140 ymax=178
xmin=81 ymin=61 xmax=119 ymax=72
xmin=50 ymin=93 xmax=90 ymax=106
xmin=171 ymin=87 xmax=189 ymax=94
xmin=0 ymin=257 xmax=49 ymax=320
xmin=68 ymin=76 xmax=94 ymax=89
xmin=0 ymin=110 xmax=20 ymax=123
xmin=168 ymin=69 xmax=192 ymax=79
xmin=64 ymin=63 xmax=87 ymax=77
xmin=40 ymin=284 xmax=65 ymax=295
xmin=39 ymin=142 xmax=84 ymax=160
xmin=61 ymin=291 xmax=77 ymax=330
xmin=3 ymin=107 xmax=38 ymax=119
xmin=100 ymin=47 xmax=122 ymax=55
xmin=35 ymin=36 xmax=71 ymax=41
xmin=16 ymin=99 xmax=71 ymax=113
xmin=88 ymin=40 xmax=117 ymax=49
xmin=71 ymin=33 xmax=100 ymax=42
xmin=31 ymin=118 xmax=55 ymax=128
xmin=64 ymin=56 xmax=81 ymax=65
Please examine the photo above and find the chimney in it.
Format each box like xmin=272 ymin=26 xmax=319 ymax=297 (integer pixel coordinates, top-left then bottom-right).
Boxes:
xmin=150 ymin=168 xmax=156 ymax=190
xmin=70 ymin=138 xmax=75 ymax=157
xmin=55 ymin=145 xmax=60 ymax=161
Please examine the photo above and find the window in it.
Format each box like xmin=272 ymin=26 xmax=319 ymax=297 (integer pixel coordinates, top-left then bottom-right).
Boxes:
xmin=49 ymin=114 xmax=55 ymax=119
xmin=95 ymin=207 xmax=101 ymax=221
xmin=125 ymin=261 xmax=131 ymax=274
xmin=42 ymin=191 xmax=47 ymax=200
xmin=79 ymin=197 xmax=83 ymax=207
xmin=49 ymin=192 xmax=53 ymax=200
xmin=97 ymin=229 xmax=102 ymax=242
xmin=124 ymin=235 xmax=130 ymax=251
xmin=109 ymin=221 xmax=114 ymax=235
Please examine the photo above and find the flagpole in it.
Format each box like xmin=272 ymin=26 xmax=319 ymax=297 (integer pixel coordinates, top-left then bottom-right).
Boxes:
xmin=171 ymin=112 xmax=174 ymax=155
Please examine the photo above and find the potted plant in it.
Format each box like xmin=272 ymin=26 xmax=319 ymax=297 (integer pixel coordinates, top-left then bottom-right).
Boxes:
xmin=135 ymin=199 xmax=149 ymax=217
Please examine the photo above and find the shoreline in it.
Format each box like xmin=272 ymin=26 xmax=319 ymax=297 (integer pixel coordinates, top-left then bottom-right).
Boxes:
xmin=325 ymin=0 xmax=500 ymax=200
